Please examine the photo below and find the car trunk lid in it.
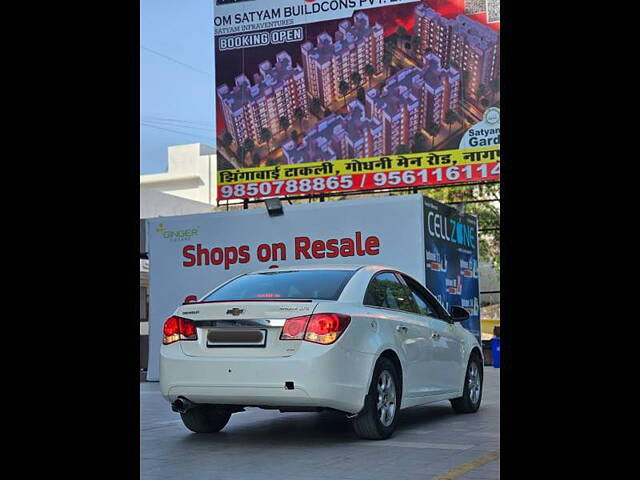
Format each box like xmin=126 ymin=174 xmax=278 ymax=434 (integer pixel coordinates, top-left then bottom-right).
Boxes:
xmin=175 ymin=300 xmax=318 ymax=358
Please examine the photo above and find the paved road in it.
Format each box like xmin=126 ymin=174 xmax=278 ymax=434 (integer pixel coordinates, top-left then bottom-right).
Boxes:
xmin=141 ymin=368 xmax=499 ymax=480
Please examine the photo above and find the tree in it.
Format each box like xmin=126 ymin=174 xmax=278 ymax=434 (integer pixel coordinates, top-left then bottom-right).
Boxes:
xmin=412 ymin=132 xmax=428 ymax=153
xmin=324 ymin=108 xmax=332 ymax=118
xmin=457 ymin=70 xmax=470 ymax=127
xmin=242 ymin=138 xmax=255 ymax=165
xmin=294 ymin=107 xmax=305 ymax=130
xmin=252 ymin=152 xmax=261 ymax=167
xmin=477 ymin=83 xmax=487 ymax=100
xmin=382 ymin=51 xmax=393 ymax=77
xmin=357 ymin=86 xmax=365 ymax=104
xmin=290 ymin=129 xmax=299 ymax=144
xmin=444 ymin=109 xmax=457 ymax=134
xmin=339 ymin=80 xmax=350 ymax=108
xmin=426 ymin=122 xmax=440 ymax=149
xmin=396 ymin=25 xmax=407 ymax=39
xmin=310 ymin=97 xmax=322 ymax=115
xmin=279 ymin=116 xmax=290 ymax=134
xmin=266 ymin=156 xmax=281 ymax=167
xmin=220 ymin=131 xmax=233 ymax=149
xmin=236 ymin=145 xmax=246 ymax=162
xmin=260 ymin=127 xmax=272 ymax=153
xmin=364 ymin=64 xmax=375 ymax=86
xmin=350 ymin=71 xmax=362 ymax=89
xmin=480 ymin=98 xmax=489 ymax=108
xmin=489 ymin=77 xmax=500 ymax=101
xmin=395 ymin=144 xmax=410 ymax=154
xmin=423 ymin=184 xmax=501 ymax=272
xmin=411 ymin=35 xmax=420 ymax=53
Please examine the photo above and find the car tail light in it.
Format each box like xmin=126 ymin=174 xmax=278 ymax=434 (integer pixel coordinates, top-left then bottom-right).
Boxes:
xmin=163 ymin=316 xmax=198 ymax=345
xmin=280 ymin=315 xmax=310 ymax=340
xmin=279 ymin=313 xmax=350 ymax=345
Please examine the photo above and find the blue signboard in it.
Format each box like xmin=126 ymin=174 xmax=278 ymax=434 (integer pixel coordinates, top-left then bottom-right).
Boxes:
xmin=423 ymin=196 xmax=481 ymax=342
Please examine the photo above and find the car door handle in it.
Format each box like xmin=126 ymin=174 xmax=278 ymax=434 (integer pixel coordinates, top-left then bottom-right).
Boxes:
xmin=431 ymin=332 xmax=441 ymax=340
xmin=396 ymin=326 xmax=408 ymax=333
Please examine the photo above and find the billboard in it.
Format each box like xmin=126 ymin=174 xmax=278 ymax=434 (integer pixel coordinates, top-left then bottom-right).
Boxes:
xmin=423 ymin=196 xmax=480 ymax=341
xmin=146 ymin=193 xmax=480 ymax=380
xmin=214 ymin=0 xmax=500 ymax=200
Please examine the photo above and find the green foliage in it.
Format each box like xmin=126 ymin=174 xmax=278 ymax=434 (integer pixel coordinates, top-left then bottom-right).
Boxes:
xmin=422 ymin=184 xmax=500 ymax=272
xmin=339 ymin=80 xmax=350 ymax=96
xmin=221 ymin=131 xmax=233 ymax=147
xmin=350 ymin=71 xmax=362 ymax=87
xmin=412 ymin=133 xmax=428 ymax=153
xmin=364 ymin=64 xmax=375 ymax=81
xmin=260 ymin=127 xmax=272 ymax=143
xmin=294 ymin=107 xmax=306 ymax=129
xmin=279 ymin=116 xmax=290 ymax=132
xmin=395 ymin=144 xmax=410 ymax=154
xmin=490 ymin=77 xmax=500 ymax=94
xmin=310 ymin=97 xmax=322 ymax=114
xmin=242 ymin=137 xmax=255 ymax=152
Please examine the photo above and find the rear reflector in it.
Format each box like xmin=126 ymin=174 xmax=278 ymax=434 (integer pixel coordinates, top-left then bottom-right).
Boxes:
xmin=163 ymin=316 xmax=198 ymax=345
xmin=280 ymin=315 xmax=310 ymax=340
xmin=280 ymin=313 xmax=350 ymax=345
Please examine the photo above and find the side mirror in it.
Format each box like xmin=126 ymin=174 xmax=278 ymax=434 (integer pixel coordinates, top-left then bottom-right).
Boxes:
xmin=449 ymin=306 xmax=469 ymax=323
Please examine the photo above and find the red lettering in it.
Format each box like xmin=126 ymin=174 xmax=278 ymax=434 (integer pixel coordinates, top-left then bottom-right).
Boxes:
xmin=365 ymin=236 xmax=380 ymax=255
xmin=257 ymin=243 xmax=271 ymax=262
xmin=272 ymin=242 xmax=287 ymax=261
xmin=355 ymin=231 xmax=366 ymax=256
xmin=196 ymin=243 xmax=210 ymax=266
xmin=340 ymin=238 xmax=355 ymax=257
xmin=238 ymin=245 xmax=250 ymax=264
xmin=295 ymin=236 xmax=311 ymax=259
xmin=210 ymin=248 xmax=224 ymax=265
xmin=311 ymin=240 xmax=325 ymax=259
xmin=224 ymin=247 xmax=238 ymax=270
xmin=182 ymin=245 xmax=196 ymax=267
xmin=326 ymin=239 xmax=339 ymax=258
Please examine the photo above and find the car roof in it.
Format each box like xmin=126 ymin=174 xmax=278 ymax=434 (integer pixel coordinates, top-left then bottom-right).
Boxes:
xmin=249 ymin=264 xmax=365 ymax=274
xmin=248 ymin=264 xmax=400 ymax=274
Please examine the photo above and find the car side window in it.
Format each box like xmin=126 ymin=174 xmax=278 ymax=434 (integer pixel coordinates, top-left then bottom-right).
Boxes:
xmin=402 ymin=275 xmax=447 ymax=320
xmin=364 ymin=272 xmax=416 ymax=314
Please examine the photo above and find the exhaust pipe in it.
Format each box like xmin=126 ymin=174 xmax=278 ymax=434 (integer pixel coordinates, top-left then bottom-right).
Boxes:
xmin=171 ymin=396 xmax=195 ymax=413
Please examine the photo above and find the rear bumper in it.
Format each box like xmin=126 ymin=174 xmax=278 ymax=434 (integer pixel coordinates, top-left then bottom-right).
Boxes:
xmin=159 ymin=342 xmax=375 ymax=414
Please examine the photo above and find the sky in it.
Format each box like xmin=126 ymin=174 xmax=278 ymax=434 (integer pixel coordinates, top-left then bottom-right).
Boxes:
xmin=140 ymin=0 xmax=215 ymax=174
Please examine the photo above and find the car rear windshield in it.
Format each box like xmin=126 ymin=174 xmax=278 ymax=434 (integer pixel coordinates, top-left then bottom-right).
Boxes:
xmin=201 ymin=270 xmax=356 ymax=302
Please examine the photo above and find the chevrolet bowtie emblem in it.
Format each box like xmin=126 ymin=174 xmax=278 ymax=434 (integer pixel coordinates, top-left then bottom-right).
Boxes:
xmin=226 ymin=308 xmax=244 ymax=316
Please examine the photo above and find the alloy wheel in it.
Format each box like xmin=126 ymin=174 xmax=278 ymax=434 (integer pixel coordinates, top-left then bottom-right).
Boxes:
xmin=376 ymin=370 xmax=397 ymax=427
xmin=468 ymin=362 xmax=481 ymax=405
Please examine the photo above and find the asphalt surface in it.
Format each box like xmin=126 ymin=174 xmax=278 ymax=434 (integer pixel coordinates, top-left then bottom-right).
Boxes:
xmin=140 ymin=368 xmax=499 ymax=480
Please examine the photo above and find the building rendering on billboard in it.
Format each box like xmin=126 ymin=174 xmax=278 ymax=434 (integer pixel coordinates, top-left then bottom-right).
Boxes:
xmin=213 ymin=0 xmax=500 ymax=200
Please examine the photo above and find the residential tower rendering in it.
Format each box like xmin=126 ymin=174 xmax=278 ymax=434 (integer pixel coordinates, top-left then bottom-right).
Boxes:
xmin=301 ymin=11 xmax=384 ymax=108
xmin=282 ymin=100 xmax=383 ymax=164
xmin=414 ymin=5 xmax=499 ymax=100
xmin=216 ymin=51 xmax=308 ymax=147
xmin=366 ymin=53 xmax=460 ymax=155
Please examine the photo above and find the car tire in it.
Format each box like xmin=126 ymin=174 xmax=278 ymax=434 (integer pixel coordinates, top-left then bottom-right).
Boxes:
xmin=351 ymin=357 xmax=401 ymax=440
xmin=180 ymin=406 xmax=232 ymax=433
xmin=450 ymin=354 xmax=483 ymax=414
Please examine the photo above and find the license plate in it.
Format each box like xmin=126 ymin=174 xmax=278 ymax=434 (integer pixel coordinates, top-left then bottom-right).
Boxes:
xmin=206 ymin=328 xmax=267 ymax=347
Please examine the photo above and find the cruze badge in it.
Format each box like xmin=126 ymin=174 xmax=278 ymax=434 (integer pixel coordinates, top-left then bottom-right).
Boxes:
xmin=226 ymin=308 xmax=244 ymax=316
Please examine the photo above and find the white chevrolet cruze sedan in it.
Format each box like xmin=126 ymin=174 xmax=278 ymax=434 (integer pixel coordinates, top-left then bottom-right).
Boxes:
xmin=160 ymin=265 xmax=483 ymax=439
